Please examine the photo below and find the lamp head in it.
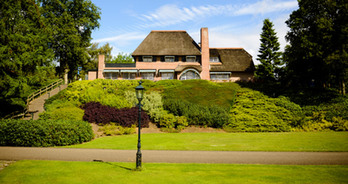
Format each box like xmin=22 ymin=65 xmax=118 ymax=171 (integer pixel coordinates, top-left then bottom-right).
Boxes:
xmin=135 ymin=81 xmax=145 ymax=101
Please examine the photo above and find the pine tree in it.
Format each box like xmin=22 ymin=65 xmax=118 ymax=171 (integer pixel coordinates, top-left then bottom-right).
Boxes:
xmin=256 ymin=19 xmax=282 ymax=82
xmin=0 ymin=0 xmax=55 ymax=116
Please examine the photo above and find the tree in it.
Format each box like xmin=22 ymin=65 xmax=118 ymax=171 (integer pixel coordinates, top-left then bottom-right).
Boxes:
xmin=41 ymin=0 xmax=101 ymax=82
xmin=255 ymin=18 xmax=283 ymax=82
xmin=86 ymin=43 xmax=113 ymax=69
xmin=284 ymin=0 xmax=347 ymax=94
xmin=0 ymin=0 xmax=55 ymax=116
xmin=109 ymin=53 xmax=134 ymax=63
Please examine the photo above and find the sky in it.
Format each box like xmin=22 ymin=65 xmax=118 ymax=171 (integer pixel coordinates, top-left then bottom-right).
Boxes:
xmin=90 ymin=0 xmax=299 ymax=65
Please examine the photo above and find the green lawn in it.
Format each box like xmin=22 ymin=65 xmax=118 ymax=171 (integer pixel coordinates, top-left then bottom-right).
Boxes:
xmin=66 ymin=132 xmax=348 ymax=151
xmin=0 ymin=160 xmax=347 ymax=184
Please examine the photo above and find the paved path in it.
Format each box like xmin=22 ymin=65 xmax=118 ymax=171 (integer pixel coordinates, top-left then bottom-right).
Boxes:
xmin=1 ymin=147 xmax=347 ymax=165
xmin=24 ymin=84 xmax=67 ymax=120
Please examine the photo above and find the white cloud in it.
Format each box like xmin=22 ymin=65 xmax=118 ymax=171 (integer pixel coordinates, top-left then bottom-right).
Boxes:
xmin=235 ymin=0 xmax=298 ymax=15
xmin=139 ymin=0 xmax=297 ymax=28
xmin=93 ymin=32 xmax=147 ymax=43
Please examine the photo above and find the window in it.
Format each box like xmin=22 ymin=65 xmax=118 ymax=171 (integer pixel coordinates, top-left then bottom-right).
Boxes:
xmin=165 ymin=56 xmax=175 ymax=62
xmin=161 ymin=72 xmax=174 ymax=80
xmin=142 ymin=73 xmax=154 ymax=80
xmin=122 ymin=73 xmax=136 ymax=80
xmin=211 ymin=74 xmax=230 ymax=80
xmin=104 ymin=72 xmax=118 ymax=80
xmin=180 ymin=69 xmax=200 ymax=80
xmin=143 ymin=56 xmax=153 ymax=62
xmin=186 ymin=56 xmax=197 ymax=62
xmin=210 ymin=57 xmax=220 ymax=62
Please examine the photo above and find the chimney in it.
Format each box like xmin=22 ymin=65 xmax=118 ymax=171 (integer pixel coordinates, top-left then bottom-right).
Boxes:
xmin=97 ymin=55 xmax=105 ymax=79
xmin=200 ymin=28 xmax=210 ymax=80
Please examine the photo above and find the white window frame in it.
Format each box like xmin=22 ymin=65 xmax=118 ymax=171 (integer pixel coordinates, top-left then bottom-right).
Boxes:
xmin=122 ymin=73 xmax=136 ymax=80
xmin=165 ymin=56 xmax=175 ymax=62
xmin=141 ymin=72 xmax=154 ymax=80
xmin=210 ymin=74 xmax=230 ymax=80
xmin=210 ymin=57 xmax=220 ymax=62
xmin=143 ymin=56 xmax=153 ymax=62
xmin=186 ymin=56 xmax=197 ymax=62
xmin=104 ymin=72 xmax=118 ymax=80
xmin=180 ymin=69 xmax=200 ymax=80
xmin=161 ymin=72 xmax=174 ymax=80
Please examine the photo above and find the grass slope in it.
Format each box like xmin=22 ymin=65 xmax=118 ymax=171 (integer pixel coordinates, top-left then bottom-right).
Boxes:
xmin=162 ymin=80 xmax=239 ymax=108
xmin=1 ymin=160 xmax=347 ymax=184
xmin=66 ymin=132 xmax=348 ymax=152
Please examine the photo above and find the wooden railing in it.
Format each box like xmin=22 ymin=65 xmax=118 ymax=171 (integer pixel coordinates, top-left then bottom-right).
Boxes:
xmin=26 ymin=79 xmax=64 ymax=106
xmin=3 ymin=79 xmax=64 ymax=119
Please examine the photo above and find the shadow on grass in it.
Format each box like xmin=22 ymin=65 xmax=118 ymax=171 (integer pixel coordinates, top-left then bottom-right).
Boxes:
xmin=93 ymin=160 xmax=133 ymax=171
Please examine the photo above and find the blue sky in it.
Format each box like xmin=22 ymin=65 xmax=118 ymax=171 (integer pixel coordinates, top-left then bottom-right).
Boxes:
xmin=91 ymin=0 xmax=299 ymax=65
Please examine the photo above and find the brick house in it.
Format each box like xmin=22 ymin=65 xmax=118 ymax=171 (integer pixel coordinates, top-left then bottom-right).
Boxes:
xmin=88 ymin=28 xmax=254 ymax=81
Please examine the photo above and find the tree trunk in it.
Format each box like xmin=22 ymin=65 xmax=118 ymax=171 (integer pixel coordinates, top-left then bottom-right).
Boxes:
xmin=342 ymin=80 xmax=346 ymax=95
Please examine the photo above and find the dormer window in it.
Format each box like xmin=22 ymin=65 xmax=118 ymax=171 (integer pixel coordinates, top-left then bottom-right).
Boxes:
xmin=210 ymin=57 xmax=220 ymax=62
xmin=186 ymin=56 xmax=196 ymax=62
xmin=165 ymin=56 xmax=175 ymax=62
xmin=143 ymin=56 xmax=152 ymax=62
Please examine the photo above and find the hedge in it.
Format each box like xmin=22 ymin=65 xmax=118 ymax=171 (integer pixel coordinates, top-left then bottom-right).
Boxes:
xmin=224 ymin=89 xmax=301 ymax=132
xmin=0 ymin=119 xmax=94 ymax=147
xmin=163 ymin=98 xmax=229 ymax=128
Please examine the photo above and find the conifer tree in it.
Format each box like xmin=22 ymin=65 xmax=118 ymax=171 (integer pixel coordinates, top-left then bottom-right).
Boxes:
xmin=256 ymin=19 xmax=282 ymax=82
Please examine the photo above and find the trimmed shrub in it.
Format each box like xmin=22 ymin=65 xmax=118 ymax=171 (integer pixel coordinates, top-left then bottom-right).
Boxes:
xmin=301 ymin=96 xmax=348 ymax=131
xmin=62 ymin=79 xmax=142 ymax=109
xmin=150 ymin=108 xmax=188 ymax=130
xmin=40 ymin=100 xmax=83 ymax=120
xmin=82 ymin=102 xmax=150 ymax=127
xmin=163 ymin=99 xmax=229 ymax=128
xmin=224 ymin=89 xmax=298 ymax=132
xmin=40 ymin=106 xmax=84 ymax=121
xmin=0 ymin=119 xmax=93 ymax=147
xmin=98 ymin=123 xmax=136 ymax=136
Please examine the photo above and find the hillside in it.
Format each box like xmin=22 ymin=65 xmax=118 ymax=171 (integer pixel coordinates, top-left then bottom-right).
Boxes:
xmin=41 ymin=79 xmax=348 ymax=132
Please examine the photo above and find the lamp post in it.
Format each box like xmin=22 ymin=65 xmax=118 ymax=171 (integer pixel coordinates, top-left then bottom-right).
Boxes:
xmin=135 ymin=81 xmax=145 ymax=169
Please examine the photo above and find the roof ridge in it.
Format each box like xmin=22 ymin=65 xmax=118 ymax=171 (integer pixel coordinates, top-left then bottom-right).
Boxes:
xmin=210 ymin=47 xmax=244 ymax=50
xmin=151 ymin=30 xmax=186 ymax=32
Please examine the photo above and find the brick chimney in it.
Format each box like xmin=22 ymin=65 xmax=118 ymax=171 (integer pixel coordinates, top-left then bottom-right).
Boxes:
xmin=97 ymin=55 xmax=105 ymax=79
xmin=200 ymin=28 xmax=210 ymax=80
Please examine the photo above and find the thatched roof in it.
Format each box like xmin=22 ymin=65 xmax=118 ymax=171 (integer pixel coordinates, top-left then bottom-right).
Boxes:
xmin=210 ymin=48 xmax=255 ymax=72
xmin=175 ymin=65 xmax=202 ymax=72
xmin=132 ymin=31 xmax=201 ymax=56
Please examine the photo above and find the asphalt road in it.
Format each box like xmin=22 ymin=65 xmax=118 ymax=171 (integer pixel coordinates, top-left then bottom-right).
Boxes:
xmin=1 ymin=147 xmax=347 ymax=165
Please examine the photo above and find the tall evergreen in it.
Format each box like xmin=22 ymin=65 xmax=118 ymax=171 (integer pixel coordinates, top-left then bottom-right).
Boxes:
xmin=256 ymin=18 xmax=282 ymax=82
xmin=0 ymin=0 xmax=101 ymax=117
xmin=0 ymin=0 xmax=55 ymax=116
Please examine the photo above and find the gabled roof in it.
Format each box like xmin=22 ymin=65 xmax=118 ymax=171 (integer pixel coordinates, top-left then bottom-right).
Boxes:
xmin=210 ymin=48 xmax=255 ymax=72
xmin=132 ymin=31 xmax=201 ymax=56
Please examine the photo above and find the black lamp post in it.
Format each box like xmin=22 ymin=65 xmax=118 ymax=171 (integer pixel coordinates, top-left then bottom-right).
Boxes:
xmin=135 ymin=81 xmax=145 ymax=169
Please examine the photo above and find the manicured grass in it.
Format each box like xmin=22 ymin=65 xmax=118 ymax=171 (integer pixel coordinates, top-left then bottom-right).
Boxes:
xmin=0 ymin=160 xmax=347 ymax=184
xmin=66 ymin=132 xmax=348 ymax=151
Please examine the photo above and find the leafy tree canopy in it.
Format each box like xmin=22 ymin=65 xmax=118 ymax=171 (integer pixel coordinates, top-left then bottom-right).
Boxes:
xmin=284 ymin=0 xmax=347 ymax=94
xmin=109 ymin=53 xmax=134 ymax=63
xmin=85 ymin=43 xmax=113 ymax=71
xmin=41 ymin=0 xmax=101 ymax=82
